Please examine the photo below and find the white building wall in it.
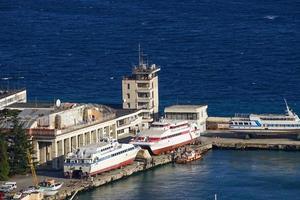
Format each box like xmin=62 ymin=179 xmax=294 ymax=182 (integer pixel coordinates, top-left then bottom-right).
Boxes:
xmin=0 ymin=90 xmax=27 ymax=109
xmin=164 ymin=105 xmax=208 ymax=133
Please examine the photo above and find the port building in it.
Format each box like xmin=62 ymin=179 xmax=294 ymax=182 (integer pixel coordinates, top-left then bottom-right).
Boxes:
xmin=164 ymin=105 xmax=208 ymax=132
xmin=1 ymin=102 xmax=143 ymax=169
xmin=0 ymin=89 xmax=27 ymax=109
xmin=122 ymin=51 xmax=160 ymax=127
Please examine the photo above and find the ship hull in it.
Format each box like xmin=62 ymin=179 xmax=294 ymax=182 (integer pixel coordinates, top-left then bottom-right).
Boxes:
xmin=64 ymin=146 xmax=140 ymax=177
xmin=151 ymin=140 xmax=193 ymax=155
xmin=229 ymin=129 xmax=300 ymax=134
xmin=89 ymin=157 xmax=135 ymax=176
xmin=132 ymin=130 xmax=200 ymax=155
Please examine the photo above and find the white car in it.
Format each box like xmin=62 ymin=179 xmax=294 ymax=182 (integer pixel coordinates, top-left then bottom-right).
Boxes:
xmin=0 ymin=182 xmax=17 ymax=192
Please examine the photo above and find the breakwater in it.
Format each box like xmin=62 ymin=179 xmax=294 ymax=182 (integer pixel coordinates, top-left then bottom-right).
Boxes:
xmin=45 ymin=143 xmax=212 ymax=200
xmin=202 ymin=136 xmax=300 ymax=151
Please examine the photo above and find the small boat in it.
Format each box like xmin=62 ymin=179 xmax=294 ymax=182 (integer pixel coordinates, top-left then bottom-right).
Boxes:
xmin=176 ymin=149 xmax=201 ymax=164
xmin=22 ymin=186 xmax=39 ymax=194
xmin=37 ymin=179 xmax=63 ymax=196
xmin=12 ymin=192 xmax=22 ymax=199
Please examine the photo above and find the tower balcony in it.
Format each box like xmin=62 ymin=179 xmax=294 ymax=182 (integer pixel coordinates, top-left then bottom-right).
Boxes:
xmin=137 ymin=96 xmax=152 ymax=102
xmin=136 ymin=87 xmax=153 ymax=93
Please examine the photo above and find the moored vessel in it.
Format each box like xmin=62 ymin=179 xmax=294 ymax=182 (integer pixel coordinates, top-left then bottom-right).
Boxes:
xmin=229 ymin=100 xmax=300 ymax=133
xmin=64 ymin=138 xmax=140 ymax=178
xmin=37 ymin=179 xmax=63 ymax=196
xmin=176 ymin=149 xmax=201 ymax=164
xmin=130 ymin=120 xmax=200 ymax=155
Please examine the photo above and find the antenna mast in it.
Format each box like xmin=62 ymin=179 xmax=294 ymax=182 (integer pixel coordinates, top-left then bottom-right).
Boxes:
xmin=138 ymin=44 xmax=141 ymax=66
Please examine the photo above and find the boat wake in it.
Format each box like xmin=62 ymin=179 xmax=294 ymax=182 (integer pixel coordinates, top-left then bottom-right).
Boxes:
xmin=264 ymin=15 xmax=278 ymax=20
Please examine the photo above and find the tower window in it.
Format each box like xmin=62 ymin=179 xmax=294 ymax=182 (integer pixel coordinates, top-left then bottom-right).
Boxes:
xmin=127 ymin=84 xmax=130 ymax=89
xmin=127 ymin=103 xmax=130 ymax=108
xmin=127 ymin=93 xmax=130 ymax=99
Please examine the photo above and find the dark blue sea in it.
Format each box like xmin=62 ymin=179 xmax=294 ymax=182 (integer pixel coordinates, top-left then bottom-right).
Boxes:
xmin=1 ymin=0 xmax=299 ymax=199
xmin=78 ymin=150 xmax=300 ymax=200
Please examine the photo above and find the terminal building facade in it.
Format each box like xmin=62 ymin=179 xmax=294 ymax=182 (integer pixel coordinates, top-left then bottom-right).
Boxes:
xmin=0 ymin=89 xmax=27 ymax=109
xmin=2 ymin=102 xmax=143 ymax=169
xmin=164 ymin=105 xmax=208 ymax=132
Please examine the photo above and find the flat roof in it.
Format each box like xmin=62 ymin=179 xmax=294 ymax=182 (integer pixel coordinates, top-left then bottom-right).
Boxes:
xmin=8 ymin=102 xmax=54 ymax=109
xmin=0 ymin=89 xmax=26 ymax=99
xmin=164 ymin=105 xmax=207 ymax=113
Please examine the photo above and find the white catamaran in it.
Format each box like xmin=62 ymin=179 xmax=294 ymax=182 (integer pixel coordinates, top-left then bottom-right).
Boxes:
xmin=229 ymin=100 xmax=300 ymax=133
xmin=64 ymin=138 xmax=140 ymax=178
xmin=130 ymin=120 xmax=200 ymax=155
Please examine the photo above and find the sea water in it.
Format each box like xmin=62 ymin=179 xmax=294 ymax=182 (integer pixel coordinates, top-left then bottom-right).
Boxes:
xmin=77 ymin=150 xmax=300 ymax=200
xmin=0 ymin=0 xmax=299 ymax=199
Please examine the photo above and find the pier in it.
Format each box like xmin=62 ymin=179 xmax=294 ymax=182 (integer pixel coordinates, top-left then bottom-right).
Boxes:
xmin=202 ymin=136 xmax=300 ymax=151
xmin=42 ymin=142 xmax=212 ymax=200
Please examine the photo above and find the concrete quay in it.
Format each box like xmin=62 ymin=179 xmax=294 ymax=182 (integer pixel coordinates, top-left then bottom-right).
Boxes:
xmin=202 ymin=136 xmax=300 ymax=151
xmin=45 ymin=142 xmax=212 ymax=200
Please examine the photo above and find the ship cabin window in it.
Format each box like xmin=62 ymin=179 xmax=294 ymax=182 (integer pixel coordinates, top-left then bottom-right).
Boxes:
xmin=161 ymin=132 xmax=181 ymax=140
xmin=65 ymin=159 xmax=70 ymax=163
xmin=170 ymin=123 xmax=188 ymax=129
xmin=101 ymin=146 xmax=112 ymax=152
xmin=238 ymin=122 xmax=243 ymax=125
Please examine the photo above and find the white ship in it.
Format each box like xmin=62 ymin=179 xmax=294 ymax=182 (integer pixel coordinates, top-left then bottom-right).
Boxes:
xmin=64 ymin=138 xmax=140 ymax=178
xmin=130 ymin=120 xmax=200 ymax=155
xmin=229 ymin=100 xmax=300 ymax=133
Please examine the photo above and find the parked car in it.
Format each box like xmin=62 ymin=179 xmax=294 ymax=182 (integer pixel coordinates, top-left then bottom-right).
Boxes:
xmin=0 ymin=182 xmax=17 ymax=193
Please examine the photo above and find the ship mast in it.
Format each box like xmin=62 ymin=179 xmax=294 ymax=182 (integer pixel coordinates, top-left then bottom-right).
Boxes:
xmin=284 ymin=98 xmax=293 ymax=116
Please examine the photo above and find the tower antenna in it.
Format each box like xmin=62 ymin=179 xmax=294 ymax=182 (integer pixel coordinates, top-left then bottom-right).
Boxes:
xmin=138 ymin=44 xmax=141 ymax=66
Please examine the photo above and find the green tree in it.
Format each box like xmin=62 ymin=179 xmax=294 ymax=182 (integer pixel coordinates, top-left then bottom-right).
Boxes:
xmin=8 ymin=117 xmax=32 ymax=175
xmin=0 ymin=134 xmax=10 ymax=180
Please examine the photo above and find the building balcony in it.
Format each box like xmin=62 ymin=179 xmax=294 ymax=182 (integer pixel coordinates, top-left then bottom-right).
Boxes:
xmin=137 ymin=105 xmax=150 ymax=110
xmin=137 ymin=96 xmax=152 ymax=102
xmin=136 ymin=87 xmax=153 ymax=93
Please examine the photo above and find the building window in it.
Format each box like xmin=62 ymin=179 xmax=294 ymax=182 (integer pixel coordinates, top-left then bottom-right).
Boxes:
xmin=127 ymin=93 xmax=130 ymax=99
xmin=127 ymin=103 xmax=130 ymax=108
xmin=127 ymin=84 xmax=130 ymax=89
